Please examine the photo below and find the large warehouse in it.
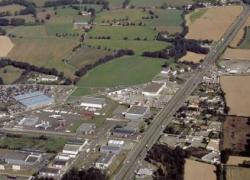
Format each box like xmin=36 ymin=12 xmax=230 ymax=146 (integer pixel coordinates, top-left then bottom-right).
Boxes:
xmin=14 ymin=91 xmax=54 ymax=110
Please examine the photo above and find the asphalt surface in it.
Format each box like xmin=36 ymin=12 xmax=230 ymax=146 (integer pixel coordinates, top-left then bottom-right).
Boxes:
xmin=114 ymin=5 xmax=250 ymax=180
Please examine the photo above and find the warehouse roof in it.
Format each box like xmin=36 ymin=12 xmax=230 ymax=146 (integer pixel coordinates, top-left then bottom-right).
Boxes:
xmin=81 ymin=97 xmax=106 ymax=105
xmin=142 ymin=83 xmax=164 ymax=93
xmin=14 ymin=91 xmax=53 ymax=109
xmin=126 ymin=105 xmax=149 ymax=115
xmin=97 ymin=153 xmax=115 ymax=164
xmin=63 ymin=144 xmax=81 ymax=152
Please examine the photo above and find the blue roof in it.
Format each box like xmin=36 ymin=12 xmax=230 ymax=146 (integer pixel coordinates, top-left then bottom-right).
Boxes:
xmin=14 ymin=91 xmax=54 ymax=108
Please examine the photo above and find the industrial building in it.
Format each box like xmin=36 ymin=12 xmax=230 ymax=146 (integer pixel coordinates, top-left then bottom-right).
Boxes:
xmin=14 ymin=91 xmax=54 ymax=110
xmin=108 ymin=140 xmax=124 ymax=148
xmin=76 ymin=123 xmax=96 ymax=135
xmin=80 ymin=97 xmax=106 ymax=109
xmin=95 ymin=153 xmax=116 ymax=169
xmin=125 ymin=105 xmax=150 ymax=120
xmin=39 ymin=167 xmax=61 ymax=178
xmin=62 ymin=140 xmax=87 ymax=158
xmin=142 ymin=83 xmax=166 ymax=97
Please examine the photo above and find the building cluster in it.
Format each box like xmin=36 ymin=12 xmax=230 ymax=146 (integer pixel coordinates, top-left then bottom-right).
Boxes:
xmin=95 ymin=140 xmax=124 ymax=170
xmin=160 ymin=72 xmax=225 ymax=164
xmin=38 ymin=140 xmax=88 ymax=179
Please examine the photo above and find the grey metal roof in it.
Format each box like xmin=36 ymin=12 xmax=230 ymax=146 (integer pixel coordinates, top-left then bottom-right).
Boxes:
xmin=14 ymin=91 xmax=53 ymax=108
xmin=96 ymin=153 xmax=115 ymax=164
xmin=100 ymin=145 xmax=120 ymax=153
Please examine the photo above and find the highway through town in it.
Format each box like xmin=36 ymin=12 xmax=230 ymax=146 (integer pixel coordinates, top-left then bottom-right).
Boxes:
xmin=114 ymin=5 xmax=250 ymax=180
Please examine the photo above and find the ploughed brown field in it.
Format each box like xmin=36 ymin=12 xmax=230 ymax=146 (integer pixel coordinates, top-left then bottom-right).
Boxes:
xmin=186 ymin=6 xmax=242 ymax=41
xmin=220 ymin=75 xmax=250 ymax=116
xmin=184 ymin=159 xmax=216 ymax=180
xmin=222 ymin=48 xmax=250 ymax=60
xmin=222 ymin=116 xmax=250 ymax=153
xmin=0 ymin=36 xmax=14 ymax=57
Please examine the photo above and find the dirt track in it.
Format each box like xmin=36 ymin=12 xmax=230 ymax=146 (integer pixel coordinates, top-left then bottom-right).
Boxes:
xmin=0 ymin=36 xmax=14 ymax=57
xmin=186 ymin=6 xmax=243 ymax=41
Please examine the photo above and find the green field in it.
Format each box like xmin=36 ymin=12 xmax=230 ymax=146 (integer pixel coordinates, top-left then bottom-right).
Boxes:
xmin=240 ymin=27 xmax=250 ymax=49
xmin=129 ymin=0 xmax=194 ymax=7
xmin=8 ymin=37 xmax=78 ymax=77
xmin=95 ymin=9 xmax=147 ymax=23
xmin=0 ymin=135 xmax=66 ymax=153
xmin=108 ymin=0 xmax=124 ymax=9
xmin=190 ymin=8 xmax=207 ymax=23
xmin=87 ymin=26 xmax=157 ymax=40
xmin=143 ymin=9 xmax=183 ymax=33
xmin=8 ymin=25 xmax=47 ymax=38
xmin=85 ymin=39 xmax=169 ymax=54
xmin=0 ymin=66 xmax=23 ymax=84
xmin=68 ymin=47 xmax=111 ymax=68
xmin=77 ymin=55 xmax=166 ymax=87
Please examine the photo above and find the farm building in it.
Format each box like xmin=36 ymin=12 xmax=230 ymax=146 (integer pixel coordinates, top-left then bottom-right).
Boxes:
xmin=80 ymin=97 xmax=106 ymax=109
xmin=14 ymin=91 xmax=54 ymax=110
xmin=76 ymin=123 xmax=96 ymax=135
xmin=125 ymin=105 xmax=150 ymax=121
xmin=142 ymin=83 xmax=166 ymax=97
xmin=95 ymin=153 xmax=116 ymax=169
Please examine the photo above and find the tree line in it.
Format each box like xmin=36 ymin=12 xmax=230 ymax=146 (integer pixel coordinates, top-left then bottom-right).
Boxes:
xmin=44 ymin=0 xmax=109 ymax=8
xmin=0 ymin=18 xmax=25 ymax=26
xmin=74 ymin=49 xmax=134 ymax=78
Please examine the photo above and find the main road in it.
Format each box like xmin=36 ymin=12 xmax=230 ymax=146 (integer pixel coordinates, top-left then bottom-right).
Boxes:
xmin=114 ymin=4 xmax=250 ymax=180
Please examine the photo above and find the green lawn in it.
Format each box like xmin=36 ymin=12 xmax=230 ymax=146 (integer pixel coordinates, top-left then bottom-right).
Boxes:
xmin=0 ymin=135 xmax=66 ymax=153
xmin=77 ymin=55 xmax=166 ymax=87
xmin=7 ymin=25 xmax=47 ymax=38
xmin=239 ymin=27 xmax=250 ymax=49
xmin=87 ymin=26 xmax=158 ymax=40
xmin=85 ymin=39 xmax=169 ymax=54
xmin=190 ymin=8 xmax=207 ymax=23
xmin=0 ymin=66 xmax=23 ymax=84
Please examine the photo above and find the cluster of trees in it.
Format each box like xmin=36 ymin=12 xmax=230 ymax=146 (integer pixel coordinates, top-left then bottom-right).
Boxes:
xmin=55 ymin=32 xmax=80 ymax=37
xmin=61 ymin=168 xmax=106 ymax=180
xmin=143 ymin=36 xmax=209 ymax=60
xmin=145 ymin=144 xmax=189 ymax=180
xmin=0 ymin=58 xmax=64 ymax=79
xmin=0 ymin=0 xmax=36 ymax=16
xmin=243 ymin=0 xmax=250 ymax=4
xmin=122 ymin=0 xmax=130 ymax=8
xmin=0 ymin=77 xmax=3 ymax=85
xmin=44 ymin=0 xmax=109 ymax=8
xmin=0 ymin=27 xmax=6 ymax=35
xmin=89 ymin=36 xmax=111 ymax=40
xmin=74 ymin=49 xmax=134 ymax=78
xmin=0 ymin=18 xmax=25 ymax=26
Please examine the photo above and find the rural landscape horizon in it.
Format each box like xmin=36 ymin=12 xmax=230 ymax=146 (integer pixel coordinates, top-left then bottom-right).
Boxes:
xmin=0 ymin=0 xmax=250 ymax=180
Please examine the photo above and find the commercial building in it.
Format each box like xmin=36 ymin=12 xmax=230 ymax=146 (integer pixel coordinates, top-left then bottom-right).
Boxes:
xmin=95 ymin=153 xmax=116 ymax=169
xmin=76 ymin=123 xmax=96 ymax=135
xmin=80 ymin=97 xmax=106 ymax=109
xmin=14 ymin=91 xmax=54 ymax=110
xmin=125 ymin=105 xmax=150 ymax=121
xmin=52 ymin=159 xmax=69 ymax=169
xmin=111 ymin=128 xmax=136 ymax=138
xmin=142 ymin=83 xmax=166 ymax=97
